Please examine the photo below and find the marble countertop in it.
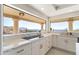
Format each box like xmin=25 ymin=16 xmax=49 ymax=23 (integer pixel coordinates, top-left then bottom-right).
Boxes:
xmin=2 ymin=33 xmax=62 ymax=52
xmin=42 ymin=33 xmax=60 ymax=37
xmin=3 ymin=37 xmax=40 ymax=52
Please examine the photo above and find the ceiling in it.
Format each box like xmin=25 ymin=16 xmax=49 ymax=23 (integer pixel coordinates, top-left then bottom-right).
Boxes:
xmin=29 ymin=4 xmax=76 ymax=17
xmin=10 ymin=4 xmax=79 ymax=22
xmin=53 ymin=4 xmax=74 ymax=10
xmin=4 ymin=5 xmax=45 ymax=24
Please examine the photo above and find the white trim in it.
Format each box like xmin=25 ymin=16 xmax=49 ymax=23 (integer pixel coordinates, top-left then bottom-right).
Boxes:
xmin=0 ymin=4 xmax=3 ymax=55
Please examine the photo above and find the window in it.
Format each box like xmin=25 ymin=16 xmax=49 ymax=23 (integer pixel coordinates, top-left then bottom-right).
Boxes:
xmin=19 ymin=20 xmax=41 ymax=33
xmin=51 ymin=22 xmax=68 ymax=32
xmin=73 ymin=20 xmax=79 ymax=30
xmin=3 ymin=17 xmax=13 ymax=34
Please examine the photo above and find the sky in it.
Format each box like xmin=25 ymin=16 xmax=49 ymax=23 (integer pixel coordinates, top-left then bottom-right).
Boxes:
xmin=51 ymin=21 xmax=79 ymax=30
xmin=51 ymin=22 xmax=68 ymax=30
xmin=73 ymin=20 xmax=79 ymax=30
xmin=4 ymin=17 xmax=79 ymax=30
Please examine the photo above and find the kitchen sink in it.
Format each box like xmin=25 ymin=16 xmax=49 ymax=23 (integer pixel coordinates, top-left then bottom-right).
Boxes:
xmin=22 ymin=35 xmax=40 ymax=40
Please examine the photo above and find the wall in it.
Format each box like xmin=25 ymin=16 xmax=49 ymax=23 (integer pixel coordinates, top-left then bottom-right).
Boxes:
xmin=0 ymin=4 xmax=3 ymax=55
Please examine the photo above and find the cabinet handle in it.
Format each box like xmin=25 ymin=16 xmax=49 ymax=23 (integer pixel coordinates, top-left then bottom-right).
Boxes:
xmin=40 ymin=44 xmax=43 ymax=49
xmin=17 ymin=49 xmax=24 ymax=53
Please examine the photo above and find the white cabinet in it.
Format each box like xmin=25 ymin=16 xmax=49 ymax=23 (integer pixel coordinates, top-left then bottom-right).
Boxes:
xmin=56 ymin=36 xmax=66 ymax=50
xmin=43 ymin=37 xmax=51 ymax=54
xmin=67 ymin=37 xmax=77 ymax=52
xmin=3 ymin=43 xmax=31 ymax=55
xmin=56 ymin=36 xmax=76 ymax=52
xmin=31 ymin=37 xmax=49 ymax=55
xmin=31 ymin=40 xmax=40 ymax=55
xmin=15 ymin=44 xmax=31 ymax=55
xmin=49 ymin=35 xmax=53 ymax=48
xmin=3 ymin=34 xmax=54 ymax=55
xmin=52 ymin=35 xmax=57 ymax=47
xmin=76 ymin=43 xmax=79 ymax=55
xmin=3 ymin=49 xmax=15 ymax=55
xmin=39 ymin=38 xmax=46 ymax=55
xmin=43 ymin=35 xmax=53 ymax=54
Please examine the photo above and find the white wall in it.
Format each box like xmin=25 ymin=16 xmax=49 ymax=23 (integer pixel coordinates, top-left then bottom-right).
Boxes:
xmin=0 ymin=4 xmax=3 ymax=55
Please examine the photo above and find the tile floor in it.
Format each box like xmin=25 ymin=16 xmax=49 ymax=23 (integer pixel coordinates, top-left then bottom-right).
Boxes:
xmin=46 ymin=48 xmax=75 ymax=55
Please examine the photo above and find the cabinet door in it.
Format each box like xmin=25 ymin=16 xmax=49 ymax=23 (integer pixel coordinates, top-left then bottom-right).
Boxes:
xmin=45 ymin=36 xmax=50 ymax=52
xmin=3 ymin=49 xmax=15 ymax=55
xmin=67 ymin=38 xmax=77 ymax=52
xmin=49 ymin=35 xmax=53 ymax=48
xmin=14 ymin=43 xmax=31 ymax=55
xmin=52 ymin=35 xmax=57 ymax=47
xmin=31 ymin=40 xmax=40 ymax=55
xmin=56 ymin=36 xmax=67 ymax=50
xmin=40 ymin=39 xmax=46 ymax=55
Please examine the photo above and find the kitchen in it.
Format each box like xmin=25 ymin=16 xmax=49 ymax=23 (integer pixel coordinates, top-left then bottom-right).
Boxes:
xmin=1 ymin=4 xmax=79 ymax=55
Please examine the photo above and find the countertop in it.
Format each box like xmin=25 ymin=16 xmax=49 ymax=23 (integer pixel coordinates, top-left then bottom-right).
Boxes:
xmin=3 ymin=37 xmax=40 ymax=52
xmin=42 ymin=33 xmax=60 ymax=37
xmin=3 ymin=33 xmax=55 ymax=52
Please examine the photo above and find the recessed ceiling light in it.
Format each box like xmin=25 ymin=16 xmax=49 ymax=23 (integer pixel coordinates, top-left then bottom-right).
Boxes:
xmin=41 ymin=8 xmax=44 ymax=10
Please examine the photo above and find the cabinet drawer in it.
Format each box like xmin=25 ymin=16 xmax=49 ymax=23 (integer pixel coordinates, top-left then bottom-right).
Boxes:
xmin=3 ymin=49 xmax=15 ymax=55
xmin=14 ymin=44 xmax=31 ymax=55
xmin=3 ymin=44 xmax=31 ymax=55
xmin=14 ymin=47 xmax=25 ymax=55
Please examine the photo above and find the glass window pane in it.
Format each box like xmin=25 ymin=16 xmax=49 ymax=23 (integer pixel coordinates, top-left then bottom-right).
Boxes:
xmin=51 ymin=22 xmax=68 ymax=32
xmin=19 ymin=20 xmax=41 ymax=33
xmin=26 ymin=21 xmax=41 ymax=30
xmin=4 ymin=17 xmax=13 ymax=26
xmin=3 ymin=17 xmax=13 ymax=34
xmin=73 ymin=20 xmax=79 ymax=30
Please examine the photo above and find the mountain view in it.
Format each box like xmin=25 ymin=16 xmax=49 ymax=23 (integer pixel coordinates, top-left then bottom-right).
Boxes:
xmin=3 ymin=26 xmax=40 ymax=34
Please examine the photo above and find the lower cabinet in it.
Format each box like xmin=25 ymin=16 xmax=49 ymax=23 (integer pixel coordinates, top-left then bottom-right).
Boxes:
xmin=15 ymin=44 xmax=31 ymax=55
xmin=49 ymin=35 xmax=53 ymax=48
xmin=31 ymin=40 xmax=40 ymax=55
xmin=3 ymin=49 xmax=15 ymax=55
xmin=56 ymin=36 xmax=77 ymax=52
xmin=3 ymin=35 xmax=53 ymax=55
xmin=56 ymin=36 xmax=66 ymax=50
xmin=52 ymin=35 xmax=57 ymax=47
xmin=66 ymin=37 xmax=77 ymax=52
xmin=39 ymin=38 xmax=46 ymax=55
xmin=31 ymin=36 xmax=53 ymax=55
xmin=3 ymin=43 xmax=32 ymax=55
